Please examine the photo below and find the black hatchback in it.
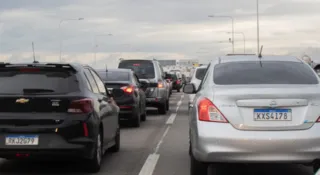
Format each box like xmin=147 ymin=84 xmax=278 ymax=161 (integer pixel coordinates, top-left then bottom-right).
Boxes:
xmin=0 ymin=62 xmax=120 ymax=173
xmin=97 ymin=69 xmax=148 ymax=127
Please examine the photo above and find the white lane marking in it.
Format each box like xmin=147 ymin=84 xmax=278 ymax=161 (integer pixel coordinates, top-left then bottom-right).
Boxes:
xmin=154 ymin=126 xmax=170 ymax=154
xmin=138 ymin=153 xmax=160 ymax=175
xmin=138 ymin=93 xmax=184 ymax=175
xmin=166 ymin=113 xmax=177 ymax=124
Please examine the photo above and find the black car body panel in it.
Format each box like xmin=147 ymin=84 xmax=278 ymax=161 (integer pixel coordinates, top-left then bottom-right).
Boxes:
xmin=0 ymin=62 xmax=119 ymax=164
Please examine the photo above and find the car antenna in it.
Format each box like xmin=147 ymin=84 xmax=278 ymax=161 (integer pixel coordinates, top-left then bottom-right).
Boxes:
xmin=32 ymin=42 xmax=39 ymax=63
xmin=105 ymin=64 xmax=108 ymax=72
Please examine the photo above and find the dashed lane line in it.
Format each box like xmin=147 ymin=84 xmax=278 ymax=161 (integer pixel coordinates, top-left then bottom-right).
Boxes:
xmin=138 ymin=94 xmax=184 ymax=175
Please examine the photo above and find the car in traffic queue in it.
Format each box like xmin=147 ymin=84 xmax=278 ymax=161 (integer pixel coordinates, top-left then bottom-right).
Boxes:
xmin=96 ymin=68 xmax=148 ymax=127
xmin=164 ymin=72 xmax=173 ymax=95
xmin=188 ymin=65 xmax=207 ymax=111
xmin=166 ymin=73 xmax=182 ymax=92
xmin=0 ymin=62 xmax=120 ymax=173
xmin=184 ymin=55 xmax=320 ymax=175
xmin=118 ymin=59 xmax=170 ymax=114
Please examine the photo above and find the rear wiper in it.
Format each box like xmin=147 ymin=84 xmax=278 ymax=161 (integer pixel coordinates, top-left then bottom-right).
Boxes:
xmin=23 ymin=88 xmax=55 ymax=94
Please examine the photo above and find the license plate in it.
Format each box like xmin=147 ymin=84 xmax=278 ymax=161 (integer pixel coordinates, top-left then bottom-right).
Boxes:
xmin=5 ymin=135 xmax=39 ymax=145
xmin=253 ymin=109 xmax=292 ymax=121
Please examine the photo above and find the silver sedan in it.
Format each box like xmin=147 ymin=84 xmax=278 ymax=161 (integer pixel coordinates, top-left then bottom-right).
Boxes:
xmin=184 ymin=55 xmax=320 ymax=175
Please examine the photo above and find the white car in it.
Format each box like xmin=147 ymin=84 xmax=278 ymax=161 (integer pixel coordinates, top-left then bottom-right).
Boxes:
xmin=188 ymin=66 xmax=207 ymax=110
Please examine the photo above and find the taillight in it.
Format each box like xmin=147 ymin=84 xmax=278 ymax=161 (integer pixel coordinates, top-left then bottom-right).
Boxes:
xmin=19 ymin=68 xmax=40 ymax=72
xmin=82 ymin=123 xmax=89 ymax=137
xmin=121 ymin=85 xmax=134 ymax=94
xmin=158 ymin=81 xmax=164 ymax=88
xmin=68 ymin=98 xmax=93 ymax=113
xmin=176 ymin=80 xmax=180 ymax=84
xmin=198 ymin=98 xmax=228 ymax=123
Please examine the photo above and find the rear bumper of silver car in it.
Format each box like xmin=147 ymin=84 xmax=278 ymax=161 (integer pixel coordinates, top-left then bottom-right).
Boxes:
xmin=191 ymin=122 xmax=320 ymax=164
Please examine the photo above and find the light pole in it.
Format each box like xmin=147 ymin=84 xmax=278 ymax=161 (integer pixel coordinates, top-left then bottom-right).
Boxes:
xmin=59 ymin=18 xmax=84 ymax=62
xmin=208 ymin=15 xmax=235 ymax=54
xmin=93 ymin=33 xmax=113 ymax=65
xmin=257 ymin=0 xmax=260 ymax=54
xmin=227 ymin=32 xmax=246 ymax=53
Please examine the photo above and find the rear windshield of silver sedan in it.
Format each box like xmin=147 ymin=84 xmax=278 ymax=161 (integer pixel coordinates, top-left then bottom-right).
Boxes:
xmin=214 ymin=61 xmax=319 ymax=85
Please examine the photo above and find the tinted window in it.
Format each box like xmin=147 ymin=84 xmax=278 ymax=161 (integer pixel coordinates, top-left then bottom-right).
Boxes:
xmin=166 ymin=73 xmax=177 ymax=80
xmin=118 ymin=60 xmax=155 ymax=79
xmin=195 ymin=68 xmax=206 ymax=80
xmin=98 ymin=71 xmax=130 ymax=81
xmin=90 ymin=70 xmax=106 ymax=94
xmin=0 ymin=69 xmax=79 ymax=94
xmin=84 ymin=69 xmax=99 ymax=93
xmin=214 ymin=61 xmax=318 ymax=85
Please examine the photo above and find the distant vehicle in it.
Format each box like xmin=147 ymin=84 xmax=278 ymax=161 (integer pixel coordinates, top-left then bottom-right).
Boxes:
xmin=188 ymin=66 xmax=207 ymax=110
xmin=184 ymin=55 xmax=320 ymax=174
xmin=0 ymin=62 xmax=120 ymax=173
xmin=166 ymin=73 xmax=182 ymax=92
xmin=118 ymin=59 xmax=170 ymax=114
xmin=164 ymin=72 xmax=173 ymax=95
xmin=97 ymin=68 xmax=148 ymax=127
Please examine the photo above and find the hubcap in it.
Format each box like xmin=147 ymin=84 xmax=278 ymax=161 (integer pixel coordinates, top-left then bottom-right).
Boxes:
xmin=96 ymin=134 xmax=102 ymax=164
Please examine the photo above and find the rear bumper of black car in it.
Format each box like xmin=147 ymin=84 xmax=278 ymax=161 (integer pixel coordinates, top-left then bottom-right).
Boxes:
xmin=0 ymin=134 xmax=95 ymax=160
xmin=146 ymin=97 xmax=165 ymax=107
xmin=118 ymin=105 xmax=139 ymax=120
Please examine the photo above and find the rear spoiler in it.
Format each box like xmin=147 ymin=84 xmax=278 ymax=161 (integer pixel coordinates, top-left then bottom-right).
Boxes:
xmin=0 ymin=63 xmax=77 ymax=72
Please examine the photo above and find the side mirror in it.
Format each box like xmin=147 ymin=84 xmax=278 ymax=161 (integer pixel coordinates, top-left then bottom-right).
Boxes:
xmin=183 ymin=83 xmax=196 ymax=94
xmin=112 ymin=89 xmax=124 ymax=98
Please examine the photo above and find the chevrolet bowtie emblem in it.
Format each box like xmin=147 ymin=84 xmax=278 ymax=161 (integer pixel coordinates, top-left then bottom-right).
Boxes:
xmin=16 ymin=98 xmax=29 ymax=104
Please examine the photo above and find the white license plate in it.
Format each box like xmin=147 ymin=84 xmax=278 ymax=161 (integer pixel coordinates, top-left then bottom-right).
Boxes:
xmin=5 ymin=135 xmax=39 ymax=145
xmin=254 ymin=109 xmax=292 ymax=121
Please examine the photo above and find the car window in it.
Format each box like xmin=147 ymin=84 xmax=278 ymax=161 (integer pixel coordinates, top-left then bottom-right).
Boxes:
xmin=89 ymin=69 xmax=106 ymax=94
xmin=84 ymin=69 xmax=99 ymax=93
xmin=118 ymin=60 xmax=155 ymax=79
xmin=98 ymin=71 xmax=130 ymax=81
xmin=198 ymin=64 xmax=211 ymax=91
xmin=0 ymin=68 xmax=80 ymax=94
xmin=195 ymin=68 xmax=206 ymax=80
xmin=214 ymin=61 xmax=319 ymax=85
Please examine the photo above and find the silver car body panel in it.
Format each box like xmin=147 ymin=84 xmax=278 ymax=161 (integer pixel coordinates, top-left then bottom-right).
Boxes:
xmin=189 ymin=55 xmax=320 ymax=163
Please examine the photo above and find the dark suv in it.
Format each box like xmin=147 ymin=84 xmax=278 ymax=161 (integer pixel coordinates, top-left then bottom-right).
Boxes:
xmin=96 ymin=68 xmax=147 ymax=127
xmin=118 ymin=59 xmax=169 ymax=114
xmin=0 ymin=62 xmax=120 ymax=173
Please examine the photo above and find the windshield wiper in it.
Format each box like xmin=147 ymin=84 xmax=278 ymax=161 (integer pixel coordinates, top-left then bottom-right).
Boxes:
xmin=23 ymin=88 xmax=55 ymax=94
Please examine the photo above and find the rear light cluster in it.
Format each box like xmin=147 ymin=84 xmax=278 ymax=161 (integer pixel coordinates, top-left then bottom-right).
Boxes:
xmin=158 ymin=81 xmax=164 ymax=88
xmin=68 ymin=98 xmax=93 ymax=114
xmin=121 ymin=85 xmax=134 ymax=94
xmin=176 ymin=80 xmax=180 ymax=84
xmin=19 ymin=68 xmax=40 ymax=72
xmin=198 ymin=98 xmax=228 ymax=123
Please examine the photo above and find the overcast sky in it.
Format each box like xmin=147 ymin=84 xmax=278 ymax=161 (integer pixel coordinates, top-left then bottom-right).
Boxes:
xmin=0 ymin=0 xmax=320 ymax=68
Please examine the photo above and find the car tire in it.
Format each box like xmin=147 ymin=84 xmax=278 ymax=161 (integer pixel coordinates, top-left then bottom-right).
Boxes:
xmin=86 ymin=132 xmax=103 ymax=173
xmin=158 ymin=102 xmax=167 ymax=114
xmin=141 ymin=107 xmax=147 ymax=122
xmin=166 ymin=100 xmax=169 ymax=111
xmin=132 ymin=111 xmax=141 ymax=127
xmin=190 ymin=151 xmax=209 ymax=175
xmin=109 ymin=127 xmax=120 ymax=152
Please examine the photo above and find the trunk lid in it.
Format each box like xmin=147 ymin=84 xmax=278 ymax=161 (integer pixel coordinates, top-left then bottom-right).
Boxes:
xmin=212 ymin=85 xmax=320 ymax=131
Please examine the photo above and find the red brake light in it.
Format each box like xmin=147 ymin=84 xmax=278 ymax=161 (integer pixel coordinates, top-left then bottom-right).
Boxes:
xmin=198 ymin=98 xmax=228 ymax=123
xmin=68 ymin=98 xmax=93 ymax=113
xmin=82 ymin=123 xmax=89 ymax=137
xmin=121 ymin=85 xmax=134 ymax=94
xmin=19 ymin=68 xmax=40 ymax=72
xmin=176 ymin=80 xmax=180 ymax=84
xmin=133 ymin=64 xmax=140 ymax=66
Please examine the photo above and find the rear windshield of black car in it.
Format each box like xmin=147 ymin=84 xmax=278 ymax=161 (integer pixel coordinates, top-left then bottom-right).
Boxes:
xmin=0 ymin=69 xmax=80 ymax=94
xmin=118 ymin=60 xmax=155 ymax=79
xmin=195 ymin=68 xmax=206 ymax=80
xmin=214 ymin=61 xmax=319 ymax=85
xmin=98 ymin=71 xmax=130 ymax=81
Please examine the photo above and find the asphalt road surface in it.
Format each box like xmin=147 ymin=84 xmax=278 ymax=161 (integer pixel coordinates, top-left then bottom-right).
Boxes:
xmin=0 ymin=92 xmax=315 ymax=175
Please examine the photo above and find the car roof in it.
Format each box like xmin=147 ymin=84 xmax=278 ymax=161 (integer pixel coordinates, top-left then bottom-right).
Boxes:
xmin=96 ymin=68 xmax=132 ymax=73
xmin=0 ymin=62 xmax=89 ymax=72
xmin=216 ymin=55 xmax=302 ymax=64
